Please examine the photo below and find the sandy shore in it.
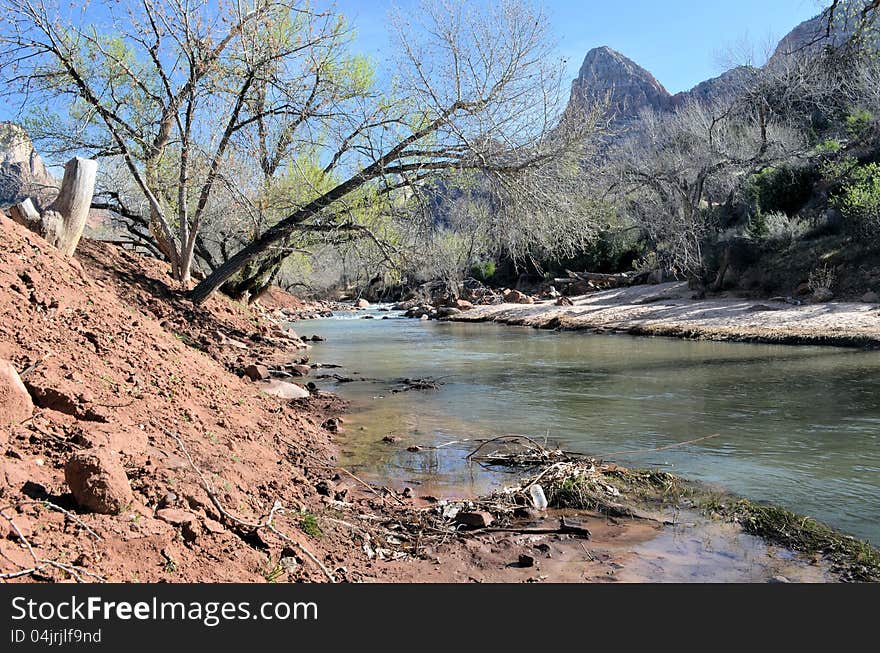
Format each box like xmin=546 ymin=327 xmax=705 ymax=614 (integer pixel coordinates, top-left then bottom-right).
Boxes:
xmin=451 ymin=282 xmax=880 ymax=347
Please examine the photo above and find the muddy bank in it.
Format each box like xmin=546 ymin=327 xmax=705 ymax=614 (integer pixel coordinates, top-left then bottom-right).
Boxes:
xmin=0 ymin=215 xmax=392 ymax=583
xmin=450 ymin=282 xmax=880 ymax=347
xmin=352 ymin=449 xmax=872 ymax=583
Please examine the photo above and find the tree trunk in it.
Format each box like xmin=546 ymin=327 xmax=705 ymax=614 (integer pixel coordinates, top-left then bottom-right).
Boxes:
xmin=9 ymin=157 xmax=98 ymax=256
xmin=224 ymin=255 xmax=285 ymax=303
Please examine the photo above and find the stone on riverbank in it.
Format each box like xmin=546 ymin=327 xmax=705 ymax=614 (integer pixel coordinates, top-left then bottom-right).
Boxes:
xmin=0 ymin=359 xmax=33 ymax=427
xmin=260 ymin=380 xmax=309 ymax=399
xmin=64 ymin=447 xmax=133 ymax=514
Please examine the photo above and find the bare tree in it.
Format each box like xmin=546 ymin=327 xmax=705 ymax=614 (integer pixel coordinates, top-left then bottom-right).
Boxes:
xmin=612 ymin=92 xmax=803 ymax=283
xmin=0 ymin=0 xmax=353 ymax=284
xmin=186 ymin=0 xmax=601 ymax=304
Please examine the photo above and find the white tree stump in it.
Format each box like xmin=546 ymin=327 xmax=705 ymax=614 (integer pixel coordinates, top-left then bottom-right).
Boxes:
xmin=8 ymin=156 xmax=98 ymax=256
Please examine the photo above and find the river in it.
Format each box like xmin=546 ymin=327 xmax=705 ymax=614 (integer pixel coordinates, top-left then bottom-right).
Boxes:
xmin=302 ymin=307 xmax=880 ymax=545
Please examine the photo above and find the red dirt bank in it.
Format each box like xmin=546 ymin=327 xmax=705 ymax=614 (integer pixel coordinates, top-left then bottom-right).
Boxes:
xmin=0 ymin=216 xmax=392 ymax=582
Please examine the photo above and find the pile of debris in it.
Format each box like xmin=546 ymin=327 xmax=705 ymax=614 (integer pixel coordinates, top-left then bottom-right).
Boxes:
xmin=390 ymin=377 xmax=445 ymax=393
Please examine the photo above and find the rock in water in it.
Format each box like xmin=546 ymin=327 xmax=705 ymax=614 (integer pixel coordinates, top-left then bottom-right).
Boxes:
xmin=64 ymin=448 xmax=134 ymax=514
xmin=0 ymin=359 xmax=34 ymax=428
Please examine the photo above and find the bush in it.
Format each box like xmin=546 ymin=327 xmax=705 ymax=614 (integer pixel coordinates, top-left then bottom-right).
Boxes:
xmin=808 ymin=263 xmax=836 ymax=292
xmin=746 ymin=165 xmax=818 ymax=218
xmin=470 ymin=260 xmax=496 ymax=282
xmin=747 ymin=212 xmax=809 ymax=243
xmin=846 ymin=108 xmax=874 ymax=140
xmin=814 ymin=139 xmax=842 ymax=155
xmin=828 ymin=161 xmax=880 ymax=236
xmin=545 ymin=228 xmax=646 ymax=277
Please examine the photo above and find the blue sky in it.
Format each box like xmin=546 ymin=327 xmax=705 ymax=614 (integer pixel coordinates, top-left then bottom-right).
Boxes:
xmin=336 ymin=0 xmax=824 ymax=93
xmin=0 ymin=0 xmax=824 ymax=122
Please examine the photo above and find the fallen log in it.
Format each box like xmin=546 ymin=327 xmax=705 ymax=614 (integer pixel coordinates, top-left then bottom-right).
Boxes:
xmin=565 ymin=269 xmax=634 ymax=287
xmin=485 ymin=517 xmax=593 ymax=538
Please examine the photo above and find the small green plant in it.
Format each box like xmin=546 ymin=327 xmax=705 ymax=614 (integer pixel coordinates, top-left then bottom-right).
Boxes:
xmin=845 ymin=108 xmax=874 ymax=140
xmin=299 ymin=511 xmax=323 ymax=538
xmin=260 ymin=562 xmax=285 ymax=583
xmin=814 ymin=138 xmax=842 ymax=154
xmin=470 ymin=259 xmax=496 ymax=282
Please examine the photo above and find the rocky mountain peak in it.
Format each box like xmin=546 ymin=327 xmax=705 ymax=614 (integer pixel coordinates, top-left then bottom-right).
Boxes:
xmin=569 ymin=46 xmax=674 ymax=124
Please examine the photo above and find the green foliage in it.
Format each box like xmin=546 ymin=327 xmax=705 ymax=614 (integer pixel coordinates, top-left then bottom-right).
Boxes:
xmin=845 ymin=108 xmax=874 ymax=140
xmin=746 ymin=165 xmax=818 ymax=219
xmin=470 ymin=260 xmax=496 ymax=282
xmin=826 ymin=159 xmax=880 ymax=235
xmin=814 ymin=138 xmax=842 ymax=155
xmin=299 ymin=511 xmax=323 ymax=538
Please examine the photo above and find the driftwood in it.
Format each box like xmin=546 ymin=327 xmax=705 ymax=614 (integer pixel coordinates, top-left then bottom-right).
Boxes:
xmin=484 ymin=517 xmax=592 ymax=538
xmin=565 ymin=269 xmax=634 ymax=288
xmin=8 ymin=156 xmax=98 ymax=256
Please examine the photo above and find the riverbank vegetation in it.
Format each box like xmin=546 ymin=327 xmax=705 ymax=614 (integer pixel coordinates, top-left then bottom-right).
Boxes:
xmin=6 ymin=2 xmax=880 ymax=305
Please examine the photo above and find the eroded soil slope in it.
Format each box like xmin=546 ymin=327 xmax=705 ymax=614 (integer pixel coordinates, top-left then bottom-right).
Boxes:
xmin=0 ymin=216 xmax=378 ymax=582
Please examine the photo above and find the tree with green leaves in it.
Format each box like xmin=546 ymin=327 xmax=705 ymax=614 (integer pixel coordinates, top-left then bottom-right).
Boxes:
xmin=0 ymin=0 xmax=367 ymax=285
xmin=0 ymin=0 xmax=602 ymax=302
xmin=182 ymin=0 xmax=601 ymax=303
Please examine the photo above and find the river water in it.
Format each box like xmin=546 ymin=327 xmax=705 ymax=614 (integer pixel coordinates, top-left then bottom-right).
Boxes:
xmin=302 ymin=308 xmax=880 ymax=545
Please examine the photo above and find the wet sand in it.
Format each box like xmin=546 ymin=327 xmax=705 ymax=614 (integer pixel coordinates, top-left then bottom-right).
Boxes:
xmin=372 ymin=507 xmax=831 ymax=583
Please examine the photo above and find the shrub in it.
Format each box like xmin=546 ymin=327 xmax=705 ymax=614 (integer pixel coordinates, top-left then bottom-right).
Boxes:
xmin=846 ymin=108 xmax=874 ymax=140
xmin=546 ymin=228 xmax=646 ymax=276
xmin=470 ymin=260 xmax=496 ymax=282
xmin=828 ymin=161 xmax=880 ymax=236
xmin=748 ymin=212 xmax=809 ymax=243
xmin=808 ymin=263 xmax=836 ymax=292
xmin=814 ymin=139 xmax=842 ymax=155
xmin=747 ymin=165 xmax=818 ymax=218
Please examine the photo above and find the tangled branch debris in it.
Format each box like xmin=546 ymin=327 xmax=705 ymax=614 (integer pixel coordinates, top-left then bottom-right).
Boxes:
xmin=1 ymin=502 xmax=105 ymax=582
xmin=466 ymin=435 xmax=576 ymax=467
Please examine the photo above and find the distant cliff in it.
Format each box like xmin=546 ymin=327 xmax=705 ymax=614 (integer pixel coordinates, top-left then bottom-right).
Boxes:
xmin=0 ymin=122 xmax=56 ymax=207
xmin=568 ymin=46 xmax=674 ymax=124
xmin=567 ymin=6 xmax=854 ymax=127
